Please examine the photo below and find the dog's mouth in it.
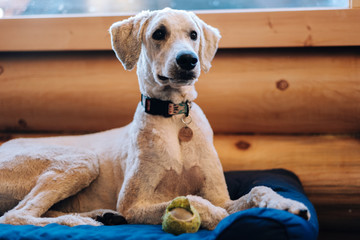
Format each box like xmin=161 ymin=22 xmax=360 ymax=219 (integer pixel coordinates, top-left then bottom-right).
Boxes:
xmin=157 ymin=71 xmax=196 ymax=84
xmin=158 ymin=75 xmax=170 ymax=81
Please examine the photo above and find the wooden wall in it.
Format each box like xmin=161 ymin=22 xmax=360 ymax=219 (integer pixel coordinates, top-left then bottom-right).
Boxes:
xmin=0 ymin=47 xmax=359 ymax=232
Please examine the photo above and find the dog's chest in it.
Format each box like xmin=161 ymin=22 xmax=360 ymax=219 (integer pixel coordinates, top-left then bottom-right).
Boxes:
xmin=137 ymin=104 xmax=216 ymax=198
xmin=154 ymin=165 xmax=205 ymax=198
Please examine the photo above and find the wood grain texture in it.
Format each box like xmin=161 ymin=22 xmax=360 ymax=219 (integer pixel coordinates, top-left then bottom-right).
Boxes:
xmin=1 ymin=133 xmax=359 ymax=206
xmin=1 ymin=48 xmax=359 ymax=133
xmin=201 ymin=8 xmax=360 ymax=48
xmin=0 ymin=9 xmax=360 ymax=51
xmin=214 ymin=134 xmax=360 ymax=206
xmin=197 ymin=48 xmax=360 ymax=133
xmin=0 ymin=51 xmax=138 ymax=132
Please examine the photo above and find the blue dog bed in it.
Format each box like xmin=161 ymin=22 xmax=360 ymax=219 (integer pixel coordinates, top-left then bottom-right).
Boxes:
xmin=0 ymin=169 xmax=318 ymax=240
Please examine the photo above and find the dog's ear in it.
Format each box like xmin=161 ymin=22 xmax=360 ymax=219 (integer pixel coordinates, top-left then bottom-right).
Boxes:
xmin=109 ymin=11 xmax=151 ymax=70
xmin=191 ymin=13 xmax=221 ymax=73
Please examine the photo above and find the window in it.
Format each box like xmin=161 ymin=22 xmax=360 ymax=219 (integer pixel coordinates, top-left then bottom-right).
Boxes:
xmin=0 ymin=0 xmax=349 ymax=18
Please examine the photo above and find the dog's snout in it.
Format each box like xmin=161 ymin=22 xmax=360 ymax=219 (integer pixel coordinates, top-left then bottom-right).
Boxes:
xmin=176 ymin=51 xmax=198 ymax=71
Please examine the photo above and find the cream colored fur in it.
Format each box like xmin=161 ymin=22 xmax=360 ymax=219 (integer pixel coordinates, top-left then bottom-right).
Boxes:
xmin=0 ymin=8 xmax=309 ymax=229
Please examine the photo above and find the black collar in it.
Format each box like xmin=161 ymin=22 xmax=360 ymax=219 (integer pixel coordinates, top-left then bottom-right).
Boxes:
xmin=141 ymin=94 xmax=191 ymax=118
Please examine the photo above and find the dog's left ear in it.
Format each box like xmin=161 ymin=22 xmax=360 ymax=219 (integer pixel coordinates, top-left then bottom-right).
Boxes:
xmin=109 ymin=11 xmax=151 ymax=70
xmin=191 ymin=13 xmax=221 ymax=73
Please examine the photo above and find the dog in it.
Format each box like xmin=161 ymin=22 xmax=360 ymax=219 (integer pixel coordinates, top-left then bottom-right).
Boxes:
xmin=0 ymin=8 xmax=309 ymax=230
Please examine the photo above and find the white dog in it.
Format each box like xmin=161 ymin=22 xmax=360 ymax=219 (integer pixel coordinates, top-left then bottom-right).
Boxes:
xmin=0 ymin=8 xmax=309 ymax=230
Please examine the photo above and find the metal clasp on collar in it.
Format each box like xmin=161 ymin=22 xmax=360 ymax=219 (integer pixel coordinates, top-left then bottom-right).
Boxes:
xmin=185 ymin=101 xmax=191 ymax=117
xmin=168 ymin=101 xmax=191 ymax=116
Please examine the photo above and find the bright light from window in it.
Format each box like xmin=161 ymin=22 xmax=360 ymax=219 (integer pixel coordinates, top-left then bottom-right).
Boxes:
xmin=0 ymin=0 xmax=350 ymax=18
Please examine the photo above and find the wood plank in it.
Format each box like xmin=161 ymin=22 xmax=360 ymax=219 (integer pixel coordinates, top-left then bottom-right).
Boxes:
xmin=0 ymin=48 xmax=359 ymax=133
xmin=1 ymin=133 xmax=359 ymax=206
xmin=213 ymin=134 xmax=360 ymax=206
xmin=202 ymin=8 xmax=360 ymax=48
xmin=198 ymin=48 xmax=360 ymax=133
xmin=0 ymin=8 xmax=360 ymax=51
xmin=0 ymin=51 xmax=138 ymax=133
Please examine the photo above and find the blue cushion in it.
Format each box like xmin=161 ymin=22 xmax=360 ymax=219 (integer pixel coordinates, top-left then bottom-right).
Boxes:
xmin=0 ymin=169 xmax=318 ymax=240
xmin=218 ymin=169 xmax=319 ymax=240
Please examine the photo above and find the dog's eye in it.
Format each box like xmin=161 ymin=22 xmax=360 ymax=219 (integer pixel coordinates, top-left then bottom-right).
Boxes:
xmin=152 ymin=28 xmax=166 ymax=41
xmin=190 ymin=31 xmax=197 ymax=41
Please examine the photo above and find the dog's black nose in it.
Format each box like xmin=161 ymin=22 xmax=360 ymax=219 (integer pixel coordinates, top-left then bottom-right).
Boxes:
xmin=176 ymin=51 xmax=198 ymax=71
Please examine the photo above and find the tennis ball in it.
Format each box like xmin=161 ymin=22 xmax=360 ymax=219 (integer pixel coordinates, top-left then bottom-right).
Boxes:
xmin=162 ymin=196 xmax=201 ymax=235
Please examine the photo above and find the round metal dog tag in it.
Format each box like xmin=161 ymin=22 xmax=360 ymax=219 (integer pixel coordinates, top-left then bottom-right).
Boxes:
xmin=178 ymin=126 xmax=193 ymax=142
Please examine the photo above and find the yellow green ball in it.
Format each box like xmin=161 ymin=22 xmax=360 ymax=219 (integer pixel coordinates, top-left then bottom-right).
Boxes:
xmin=162 ymin=196 xmax=201 ymax=235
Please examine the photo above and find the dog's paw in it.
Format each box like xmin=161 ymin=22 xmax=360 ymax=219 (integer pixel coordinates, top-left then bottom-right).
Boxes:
xmin=0 ymin=212 xmax=37 ymax=225
xmin=186 ymin=195 xmax=229 ymax=230
xmin=96 ymin=212 xmax=128 ymax=225
xmin=207 ymin=206 xmax=229 ymax=230
xmin=248 ymin=186 xmax=311 ymax=220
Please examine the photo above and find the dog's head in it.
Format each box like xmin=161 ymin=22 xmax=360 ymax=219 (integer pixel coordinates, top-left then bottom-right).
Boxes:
xmin=110 ymin=8 xmax=220 ymax=90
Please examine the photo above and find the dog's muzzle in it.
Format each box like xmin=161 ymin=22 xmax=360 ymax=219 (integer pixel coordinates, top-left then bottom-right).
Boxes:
xmin=157 ymin=51 xmax=199 ymax=83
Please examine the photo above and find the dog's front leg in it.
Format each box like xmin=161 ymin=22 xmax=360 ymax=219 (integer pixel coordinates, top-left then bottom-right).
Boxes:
xmin=116 ymin=176 xmax=227 ymax=230
xmin=224 ymin=186 xmax=310 ymax=220
xmin=185 ymin=195 xmax=228 ymax=230
xmin=0 ymin=143 xmax=102 ymax=226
